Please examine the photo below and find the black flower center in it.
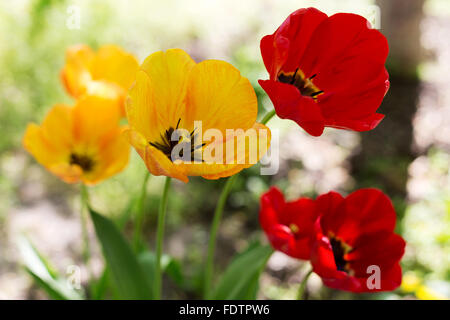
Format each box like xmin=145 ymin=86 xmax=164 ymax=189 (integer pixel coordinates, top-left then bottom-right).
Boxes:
xmin=70 ymin=153 xmax=94 ymax=172
xmin=149 ymin=119 xmax=205 ymax=163
xmin=278 ymin=68 xmax=323 ymax=99
xmin=329 ymin=236 xmax=352 ymax=274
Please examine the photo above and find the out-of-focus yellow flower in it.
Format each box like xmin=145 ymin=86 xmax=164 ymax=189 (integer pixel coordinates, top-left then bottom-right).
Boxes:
xmin=402 ymin=272 xmax=448 ymax=300
xmin=416 ymin=285 xmax=448 ymax=300
xmin=125 ymin=49 xmax=271 ymax=183
xmin=401 ymin=272 xmax=421 ymax=293
xmin=61 ymin=44 xmax=139 ymax=116
xmin=23 ymin=95 xmax=130 ymax=185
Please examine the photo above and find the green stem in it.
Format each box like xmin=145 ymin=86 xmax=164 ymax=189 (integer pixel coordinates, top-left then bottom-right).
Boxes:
xmin=154 ymin=177 xmax=172 ymax=299
xmin=203 ymin=174 xmax=238 ymax=299
xmin=80 ymin=184 xmax=91 ymax=265
xmin=260 ymin=109 xmax=276 ymax=125
xmin=297 ymin=269 xmax=313 ymax=300
xmin=133 ymin=171 xmax=151 ymax=252
xmin=202 ymin=109 xmax=276 ymax=299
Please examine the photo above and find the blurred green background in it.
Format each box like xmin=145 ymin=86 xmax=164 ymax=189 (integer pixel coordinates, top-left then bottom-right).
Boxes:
xmin=0 ymin=0 xmax=449 ymax=299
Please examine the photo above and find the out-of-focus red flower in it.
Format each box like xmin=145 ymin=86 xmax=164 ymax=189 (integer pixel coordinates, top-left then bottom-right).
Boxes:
xmin=259 ymin=187 xmax=319 ymax=259
xmin=310 ymin=189 xmax=405 ymax=292
xmin=259 ymin=8 xmax=390 ymax=136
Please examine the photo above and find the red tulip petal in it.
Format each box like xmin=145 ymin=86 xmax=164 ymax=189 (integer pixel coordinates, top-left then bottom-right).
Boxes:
xmin=300 ymin=13 xmax=388 ymax=78
xmin=259 ymin=187 xmax=286 ymax=232
xmin=282 ymin=198 xmax=317 ymax=234
xmin=277 ymin=7 xmax=328 ymax=73
xmin=266 ymin=224 xmax=296 ymax=254
xmin=316 ymin=191 xmax=344 ymax=216
xmin=321 ymin=189 xmax=397 ymax=246
xmin=260 ymin=34 xmax=290 ymax=79
xmin=347 ymin=233 xmax=406 ymax=274
xmin=258 ymin=80 xmax=325 ymax=136
xmin=325 ymin=113 xmax=385 ymax=132
xmin=310 ymin=231 xmax=346 ymax=279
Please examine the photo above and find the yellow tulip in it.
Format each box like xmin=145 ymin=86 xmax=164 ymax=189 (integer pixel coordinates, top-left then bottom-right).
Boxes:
xmin=125 ymin=49 xmax=271 ymax=183
xmin=23 ymin=95 xmax=130 ymax=185
xmin=61 ymin=44 xmax=139 ymax=116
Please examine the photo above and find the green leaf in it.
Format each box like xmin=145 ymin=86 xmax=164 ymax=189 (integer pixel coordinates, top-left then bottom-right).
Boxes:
xmin=88 ymin=207 xmax=153 ymax=299
xmin=17 ymin=235 xmax=84 ymax=300
xmin=138 ymin=251 xmax=184 ymax=298
xmin=211 ymin=243 xmax=273 ymax=300
xmin=90 ymin=267 xmax=110 ymax=300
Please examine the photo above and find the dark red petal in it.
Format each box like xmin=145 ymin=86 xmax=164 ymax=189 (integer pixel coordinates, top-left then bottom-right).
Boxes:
xmin=291 ymin=236 xmax=315 ymax=260
xmin=347 ymin=233 xmax=406 ymax=275
xmin=317 ymin=66 xmax=389 ymax=122
xmin=325 ymin=113 xmax=385 ymax=132
xmin=259 ymin=187 xmax=286 ymax=232
xmin=282 ymin=198 xmax=318 ymax=234
xmin=267 ymin=224 xmax=312 ymax=260
xmin=316 ymin=191 xmax=344 ymax=217
xmin=265 ymin=224 xmax=296 ymax=255
xmin=276 ymin=7 xmax=328 ymax=72
xmin=298 ymin=13 xmax=389 ymax=132
xmin=325 ymin=263 xmax=403 ymax=293
xmin=300 ymin=13 xmax=389 ymax=78
xmin=258 ymin=80 xmax=325 ymax=136
xmin=310 ymin=230 xmax=344 ymax=278
xmin=260 ymin=34 xmax=290 ymax=79
xmin=321 ymin=276 xmax=362 ymax=293
xmin=321 ymin=189 xmax=397 ymax=245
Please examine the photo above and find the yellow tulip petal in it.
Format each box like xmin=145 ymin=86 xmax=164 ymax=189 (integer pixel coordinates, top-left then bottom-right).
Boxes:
xmin=126 ymin=71 xmax=166 ymax=142
xmin=87 ymin=127 xmax=130 ymax=185
xmin=185 ymin=60 xmax=257 ymax=133
xmin=50 ymin=163 xmax=84 ymax=184
xmin=183 ymin=122 xmax=271 ymax=179
xmin=23 ymin=123 xmax=68 ymax=167
xmin=61 ymin=44 xmax=95 ymax=98
xmin=40 ymin=104 xmax=73 ymax=151
xmin=91 ymin=45 xmax=139 ymax=91
xmin=124 ymin=129 xmax=188 ymax=183
xmin=72 ymin=95 xmax=121 ymax=148
xmin=138 ymin=49 xmax=195 ymax=130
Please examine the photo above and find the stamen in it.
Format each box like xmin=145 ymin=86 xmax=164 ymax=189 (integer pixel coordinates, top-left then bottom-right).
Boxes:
xmin=290 ymin=68 xmax=299 ymax=84
xmin=310 ymin=90 xmax=324 ymax=97
xmin=329 ymin=236 xmax=352 ymax=274
xmin=149 ymin=119 xmax=205 ymax=163
xmin=278 ymin=69 xmax=323 ymax=100
xmin=70 ymin=153 xmax=94 ymax=172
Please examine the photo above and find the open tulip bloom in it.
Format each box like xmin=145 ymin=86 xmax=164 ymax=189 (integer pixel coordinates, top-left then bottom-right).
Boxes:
xmin=23 ymin=95 xmax=130 ymax=185
xmin=125 ymin=49 xmax=271 ymax=183
xmin=260 ymin=187 xmax=405 ymax=293
xmin=61 ymin=44 xmax=139 ymax=116
xmin=259 ymin=7 xmax=390 ymax=136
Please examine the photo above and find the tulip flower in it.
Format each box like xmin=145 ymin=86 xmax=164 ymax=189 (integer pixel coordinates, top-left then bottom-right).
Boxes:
xmin=125 ymin=49 xmax=271 ymax=183
xmin=61 ymin=44 xmax=139 ymax=116
xmin=259 ymin=8 xmax=390 ymax=136
xmin=259 ymin=187 xmax=319 ymax=259
xmin=23 ymin=95 xmax=130 ymax=185
xmin=310 ymin=189 xmax=405 ymax=292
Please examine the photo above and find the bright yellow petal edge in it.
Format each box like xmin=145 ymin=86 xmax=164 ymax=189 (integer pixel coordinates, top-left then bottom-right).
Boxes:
xmin=23 ymin=95 xmax=130 ymax=185
xmin=61 ymin=44 xmax=139 ymax=116
xmin=125 ymin=49 xmax=271 ymax=183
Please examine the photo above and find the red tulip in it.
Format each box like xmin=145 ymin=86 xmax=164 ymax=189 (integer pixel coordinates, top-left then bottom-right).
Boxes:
xmin=259 ymin=8 xmax=390 ymax=136
xmin=259 ymin=187 xmax=319 ymax=259
xmin=310 ymin=189 xmax=405 ymax=292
